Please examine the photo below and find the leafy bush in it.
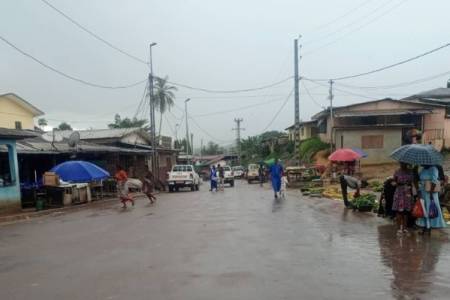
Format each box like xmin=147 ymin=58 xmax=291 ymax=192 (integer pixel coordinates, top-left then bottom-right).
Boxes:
xmin=299 ymin=137 xmax=330 ymax=162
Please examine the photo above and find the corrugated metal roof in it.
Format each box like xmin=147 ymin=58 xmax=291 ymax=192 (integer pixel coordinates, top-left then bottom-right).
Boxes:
xmin=0 ymin=136 xmax=150 ymax=155
xmin=43 ymin=128 xmax=149 ymax=142
xmin=335 ymin=109 xmax=432 ymax=117
xmin=415 ymin=88 xmax=450 ymax=99
xmin=0 ymin=128 xmax=38 ymax=139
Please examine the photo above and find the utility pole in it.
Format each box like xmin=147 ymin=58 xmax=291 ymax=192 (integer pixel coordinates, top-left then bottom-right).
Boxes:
xmin=185 ymin=98 xmax=191 ymax=164
xmin=191 ymin=133 xmax=194 ymax=158
xmin=149 ymin=42 xmax=157 ymax=177
xmin=200 ymin=138 xmax=203 ymax=160
xmin=294 ymin=37 xmax=301 ymax=164
xmin=328 ymin=79 xmax=334 ymax=150
xmin=233 ymin=118 xmax=244 ymax=165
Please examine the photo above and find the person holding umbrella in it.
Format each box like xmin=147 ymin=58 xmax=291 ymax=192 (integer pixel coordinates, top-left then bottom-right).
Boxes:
xmin=416 ymin=165 xmax=446 ymax=233
xmin=390 ymin=144 xmax=447 ymax=234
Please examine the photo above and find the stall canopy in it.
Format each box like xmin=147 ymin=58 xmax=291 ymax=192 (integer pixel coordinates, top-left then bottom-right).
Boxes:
xmin=329 ymin=148 xmax=362 ymax=162
xmin=50 ymin=161 xmax=110 ymax=183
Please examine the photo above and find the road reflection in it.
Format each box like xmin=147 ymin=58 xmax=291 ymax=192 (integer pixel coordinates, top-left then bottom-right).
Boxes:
xmin=378 ymin=225 xmax=445 ymax=299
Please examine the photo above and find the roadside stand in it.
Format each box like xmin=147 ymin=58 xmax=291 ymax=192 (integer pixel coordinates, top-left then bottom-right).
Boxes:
xmin=31 ymin=160 xmax=111 ymax=210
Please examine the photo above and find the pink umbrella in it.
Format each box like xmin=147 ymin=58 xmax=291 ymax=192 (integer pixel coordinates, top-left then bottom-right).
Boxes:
xmin=328 ymin=148 xmax=362 ymax=162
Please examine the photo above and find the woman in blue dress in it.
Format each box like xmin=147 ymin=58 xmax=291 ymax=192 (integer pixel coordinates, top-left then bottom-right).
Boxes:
xmin=270 ymin=159 xmax=283 ymax=198
xmin=416 ymin=165 xmax=446 ymax=233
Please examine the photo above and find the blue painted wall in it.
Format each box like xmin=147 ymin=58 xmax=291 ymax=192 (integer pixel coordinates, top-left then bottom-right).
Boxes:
xmin=0 ymin=139 xmax=21 ymax=212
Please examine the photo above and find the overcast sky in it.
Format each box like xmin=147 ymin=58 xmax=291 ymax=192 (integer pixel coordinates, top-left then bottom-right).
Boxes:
xmin=1 ymin=0 xmax=450 ymax=147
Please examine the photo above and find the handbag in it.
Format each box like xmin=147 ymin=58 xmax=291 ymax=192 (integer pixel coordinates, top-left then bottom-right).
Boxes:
xmin=412 ymin=199 xmax=425 ymax=218
xmin=428 ymin=198 xmax=439 ymax=219
xmin=425 ymin=180 xmax=441 ymax=192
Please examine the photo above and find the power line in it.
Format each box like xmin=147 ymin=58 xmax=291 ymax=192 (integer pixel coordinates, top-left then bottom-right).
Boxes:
xmin=191 ymin=98 xmax=285 ymax=118
xmin=261 ymin=88 xmax=295 ymax=132
xmin=304 ymin=0 xmax=400 ymax=46
xmin=304 ymin=78 xmax=376 ymax=100
xmin=335 ymin=70 xmax=450 ymax=90
xmin=303 ymin=0 xmax=408 ymax=56
xmin=40 ymin=0 xmax=148 ymax=65
xmin=301 ymin=80 xmax=325 ymax=109
xmin=0 ymin=35 xmax=147 ymax=89
xmin=304 ymin=42 xmax=450 ymax=81
xmin=165 ymin=76 xmax=293 ymax=94
xmin=306 ymin=0 xmax=374 ymax=34
xmin=188 ymin=115 xmax=234 ymax=143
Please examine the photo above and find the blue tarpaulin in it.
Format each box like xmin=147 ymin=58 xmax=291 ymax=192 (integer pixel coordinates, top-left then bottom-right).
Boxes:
xmin=351 ymin=147 xmax=368 ymax=158
xmin=50 ymin=161 xmax=110 ymax=183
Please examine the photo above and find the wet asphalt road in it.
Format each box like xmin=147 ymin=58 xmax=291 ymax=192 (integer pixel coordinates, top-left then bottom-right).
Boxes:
xmin=1 ymin=181 xmax=450 ymax=300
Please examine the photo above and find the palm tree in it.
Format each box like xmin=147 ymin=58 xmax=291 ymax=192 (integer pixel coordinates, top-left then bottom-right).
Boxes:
xmin=153 ymin=76 xmax=177 ymax=143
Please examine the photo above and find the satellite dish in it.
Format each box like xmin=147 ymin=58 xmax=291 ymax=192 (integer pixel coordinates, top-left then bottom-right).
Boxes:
xmin=68 ymin=131 xmax=80 ymax=148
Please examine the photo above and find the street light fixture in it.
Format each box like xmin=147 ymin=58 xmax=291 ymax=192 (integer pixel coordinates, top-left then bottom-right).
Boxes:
xmin=185 ymin=98 xmax=191 ymax=163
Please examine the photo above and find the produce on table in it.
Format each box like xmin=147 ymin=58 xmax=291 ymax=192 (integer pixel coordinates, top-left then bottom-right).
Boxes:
xmin=351 ymin=193 xmax=377 ymax=211
xmin=443 ymin=207 xmax=450 ymax=222
xmin=369 ymin=180 xmax=383 ymax=192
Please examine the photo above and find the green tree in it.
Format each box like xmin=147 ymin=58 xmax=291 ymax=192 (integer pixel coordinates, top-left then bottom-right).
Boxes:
xmin=202 ymin=141 xmax=221 ymax=155
xmin=38 ymin=118 xmax=47 ymax=129
xmin=174 ymin=138 xmax=192 ymax=154
xmin=154 ymin=76 xmax=177 ymax=140
xmin=55 ymin=122 xmax=72 ymax=131
xmin=108 ymin=114 xmax=147 ymax=129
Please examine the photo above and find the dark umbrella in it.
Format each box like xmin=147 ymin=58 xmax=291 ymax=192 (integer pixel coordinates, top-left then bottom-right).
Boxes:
xmin=390 ymin=144 xmax=443 ymax=166
xmin=50 ymin=161 xmax=110 ymax=183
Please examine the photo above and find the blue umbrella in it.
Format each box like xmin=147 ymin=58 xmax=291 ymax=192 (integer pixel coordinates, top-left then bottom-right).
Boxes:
xmin=390 ymin=144 xmax=443 ymax=166
xmin=50 ymin=161 xmax=110 ymax=183
xmin=351 ymin=147 xmax=368 ymax=158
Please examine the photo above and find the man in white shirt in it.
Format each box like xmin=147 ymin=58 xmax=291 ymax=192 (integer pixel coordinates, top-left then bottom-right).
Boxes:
xmin=340 ymin=174 xmax=367 ymax=208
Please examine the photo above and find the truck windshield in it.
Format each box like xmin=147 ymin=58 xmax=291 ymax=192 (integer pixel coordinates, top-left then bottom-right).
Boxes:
xmin=173 ymin=166 xmax=192 ymax=172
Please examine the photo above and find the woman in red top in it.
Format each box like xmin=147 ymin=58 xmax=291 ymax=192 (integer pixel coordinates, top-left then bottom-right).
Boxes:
xmin=115 ymin=165 xmax=134 ymax=208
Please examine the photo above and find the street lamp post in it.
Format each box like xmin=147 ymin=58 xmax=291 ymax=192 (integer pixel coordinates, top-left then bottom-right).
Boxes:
xmin=185 ymin=98 xmax=191 ymax=164
xmin=149 ymin=42 xmax=157 ymax=177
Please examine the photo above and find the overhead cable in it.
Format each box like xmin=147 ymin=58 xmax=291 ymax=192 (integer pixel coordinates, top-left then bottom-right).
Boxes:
xmin=40 ymin=0 xmax=148 ymax=65
xmin=0 ymin=35 xmax=147 ymax=89
xmin=166 ymin=76 xmax=293 ymax=94
xmin=335 ymin=70 xmax=450 ymax=90
xmin=261 ymin=88 xmax=295 ymax=132
xmin=304 ymin=42 xmax=450 ymax=81
xmin=303 ymin=0 xmax=408 ymax=56
xmin=306 ymin=0 xmax=374 ymax=34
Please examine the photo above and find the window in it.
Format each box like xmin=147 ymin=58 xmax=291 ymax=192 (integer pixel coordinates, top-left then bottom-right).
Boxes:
xmin=15 ymin=121 xmax=22 ymax=130
xmin=361 ymin=135 xmax=384 ymax=149
xmin=0 ymin=145 xmax=15 ymax=187
xmin=301 ymin=127 xmax=305 ymax=136
xmin=340 ymin=135 xmax=344 ymax=148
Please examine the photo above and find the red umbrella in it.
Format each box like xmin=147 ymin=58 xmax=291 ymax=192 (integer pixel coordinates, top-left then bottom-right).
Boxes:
xmin=328 ymin=148 xmax=362 ymax=162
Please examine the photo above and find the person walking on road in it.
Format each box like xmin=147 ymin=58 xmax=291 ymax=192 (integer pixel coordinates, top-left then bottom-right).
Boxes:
xmin=269 ymin=159 xmax=283 ymax=198
xmin=210 ymin=165 xmax=218 ymax=192
xmin=115 ymin=165 xmax=134 ymax=209
xmin=416 ymin=165 xmax=447 ymax=234
xmin=258 ymin=164 xmax=265 ymax=187
xmin=392 ymin=163 xmax=414 ymax=235
xmin=218 ymin=164 xmax=225 ymax=191
xmin=143 ymin=171 xmax=156 ymax=204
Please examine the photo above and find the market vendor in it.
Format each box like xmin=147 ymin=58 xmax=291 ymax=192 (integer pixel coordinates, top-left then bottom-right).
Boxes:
xmin=340 ymin=174 xmax=368 ymax=208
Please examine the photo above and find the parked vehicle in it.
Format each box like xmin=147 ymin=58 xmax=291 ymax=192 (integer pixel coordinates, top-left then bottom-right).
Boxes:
xmin=232 ymin=166 xmax=245 ymax=178
xmin=247 ymin=163 xmax=260 ymax=184
xmin=223 ymin=166 xmax=235 ymax=187
xmin=167 ymin=165 xmax=200 ymax=192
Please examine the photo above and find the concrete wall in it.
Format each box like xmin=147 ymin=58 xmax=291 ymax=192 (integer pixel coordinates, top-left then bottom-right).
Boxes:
xmin=335 ymin=128 xmax=402 ymax=165
xmin=0 ymin=97 xmax=36 ymax=129
xmin=0 ymin=140 xmax=21 ymax=212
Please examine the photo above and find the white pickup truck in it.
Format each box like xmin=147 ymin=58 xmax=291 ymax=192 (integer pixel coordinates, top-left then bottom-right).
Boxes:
xmin=167 ymin=165 xmax=200 ymax=192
